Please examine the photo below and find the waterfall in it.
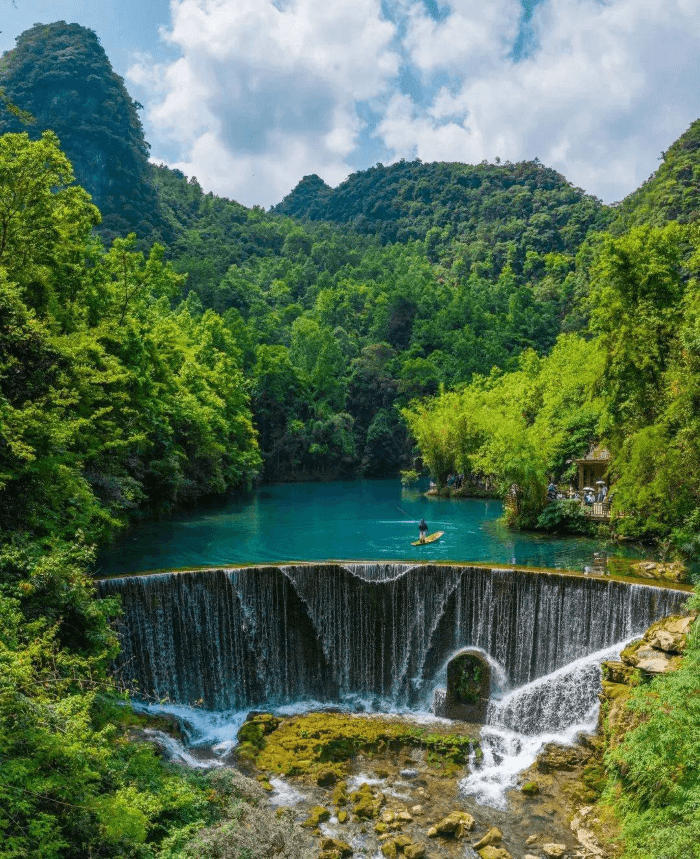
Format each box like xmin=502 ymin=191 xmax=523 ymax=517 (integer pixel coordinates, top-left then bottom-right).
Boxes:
xmin=98 ymin=563 xmax=688 ymax=712
xmin=459 ymin=641 xmax=627 ymax=808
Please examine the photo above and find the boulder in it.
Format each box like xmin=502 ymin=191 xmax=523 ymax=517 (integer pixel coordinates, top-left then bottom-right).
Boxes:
xmin=351 ymin=782 xmax=384 ymax=819
xmin=427 ymin=810 xmax=476 ymax=838
xmin=301 ymin=805 xmax=330 ymax=828
xmin=624 ymin=643 xmax=682 ymax=675
xmin=536 ymin=743 xmax=590 ymax=773
xmin=473 ymin=827 xmax=503 ymax=849
xmin=320 ymin=837 xmax=352 ymax=857
xmin=602 ymin=660 xmax=637 ymax=684
xmin=478 ymin=848 xmax=511 ymax=859
xmin=644 ymin=615 xmax=694 ymax=653
xmin=542 ymin=843 xmax=567 ymax=857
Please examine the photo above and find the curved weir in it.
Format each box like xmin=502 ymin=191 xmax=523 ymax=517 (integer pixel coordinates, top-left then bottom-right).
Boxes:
xmin=98 ymin=563 xmax=688 ymax=712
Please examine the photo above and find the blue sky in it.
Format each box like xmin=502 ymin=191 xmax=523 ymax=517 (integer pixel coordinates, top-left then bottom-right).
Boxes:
xmin=2 ymin=1 xmax=699 ymax=208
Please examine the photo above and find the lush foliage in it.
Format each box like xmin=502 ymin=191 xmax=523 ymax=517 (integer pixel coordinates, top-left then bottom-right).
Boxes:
xmin=403 ymin=335 xmax=605 ymax=526
xmin=602 ymin=612 xmax=700 ymax=859
xmin=0 ymin=22 xmax=162 ymax=243
xmin=0 ymin=132 xmax=259 ymax=546
xmin=613 ymin=118 xmax=700 ymax=231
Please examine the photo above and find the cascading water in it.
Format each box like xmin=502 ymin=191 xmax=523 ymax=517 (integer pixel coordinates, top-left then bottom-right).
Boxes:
xmin=98 ymin=563 xmax=687 ymax=713
xmin=460 ymin=641 xmax=629 ymax=808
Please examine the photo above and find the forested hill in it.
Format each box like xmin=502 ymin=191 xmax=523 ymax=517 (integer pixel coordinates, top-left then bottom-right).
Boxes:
xmin=273 ymin=158 xmax=609 ymax=256
xmin=612 ymin=118 xmax=700 ymax=231
xmin=4 ymin=20 xmax=700 ymax=490
xmin=0 ymin=21 xmax=163 ymax=244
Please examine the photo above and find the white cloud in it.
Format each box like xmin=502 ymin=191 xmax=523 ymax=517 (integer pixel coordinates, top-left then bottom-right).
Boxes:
xmin=129 ymin=0 xmax=399 ymax=206
xmin=132 ymin=0 xmax=700 ymax=207
xmin=376 ymin=0 xmax=700 ymax=202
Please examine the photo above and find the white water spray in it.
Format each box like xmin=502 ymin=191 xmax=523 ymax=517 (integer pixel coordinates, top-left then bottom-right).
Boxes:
xmin=460 ymin=641 xmax=627 ymax=808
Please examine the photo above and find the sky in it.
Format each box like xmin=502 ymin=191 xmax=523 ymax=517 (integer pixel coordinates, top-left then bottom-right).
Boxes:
xmin=2 ymin=0 xmax=700 ymax=208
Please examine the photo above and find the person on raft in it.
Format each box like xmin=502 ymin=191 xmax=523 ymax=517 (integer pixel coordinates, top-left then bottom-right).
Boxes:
xmin=419 ymin=518 xmax=428 ymax=543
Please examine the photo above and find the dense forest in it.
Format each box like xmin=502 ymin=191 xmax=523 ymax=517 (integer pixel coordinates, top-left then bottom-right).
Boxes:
xmin=1 ymin=19 xmax=700 ymax=859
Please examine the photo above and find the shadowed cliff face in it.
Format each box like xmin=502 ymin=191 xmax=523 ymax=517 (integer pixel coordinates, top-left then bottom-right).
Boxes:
xmin=98 ymin=563 xmax=688 ymax=711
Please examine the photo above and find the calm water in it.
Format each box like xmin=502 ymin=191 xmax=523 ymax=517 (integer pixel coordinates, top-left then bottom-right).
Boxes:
xmin=96 ymin=479 xmax=637 ymax=576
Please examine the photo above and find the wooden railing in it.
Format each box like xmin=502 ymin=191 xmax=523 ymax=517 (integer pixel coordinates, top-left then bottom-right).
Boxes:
xmin=582 ymin=500 xmax=611 ymax=519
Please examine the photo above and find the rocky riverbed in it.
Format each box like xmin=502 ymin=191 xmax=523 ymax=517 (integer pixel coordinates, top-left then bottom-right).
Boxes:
xmin=221 ymin=710 xmax=606 ymax=859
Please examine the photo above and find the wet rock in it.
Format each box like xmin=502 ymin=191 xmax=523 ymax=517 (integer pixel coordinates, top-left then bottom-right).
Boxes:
xmin=473 ymin=827 xmax=503 ymax=849
xmin=526 ymin=834 xmax=539 ymax=845
xmin=536 ymin=743 xmax=590 ymax=773
xmin=477 ymin=847 xmax=511 ymax=859
xmin=524 ymin=855 xmax=540 ymax=859
xmin=332 ymin=781 xmax=348 ymax=807
xmin=601 ymin=660 xmax=637 ymax=684
xmin=381 ymin=811 xmax=396 ymax=824
xmin=351 ymin=783 xmax=384 ymax=819
xmin=397 ymin=811 xmax=413 ymax=822
xmin=521 ymin=781 xmax=540 ymax=795
xmin=400 ymin=769 xmax=419 ymax=779
xmin=302 ymin=805 xmax=330 ymax=827
xmin=404 ymin=845 xmax=426 ymax=859
xmin=319 ymin=836 xmax=353 ymax=858
xmin=317 ymin=768 xmax=339 ymax=787
xmin=542 ymin=843 xmax=567 ymax=857
xmin=411 ymin=805 xmax=423 ymax=815
xmin=427 ymin=810 xmax=476 ymax=838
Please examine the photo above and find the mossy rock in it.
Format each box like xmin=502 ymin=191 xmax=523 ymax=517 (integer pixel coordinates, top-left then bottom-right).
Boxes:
xmin=237 ymin=713 xmax=282 ymax=748
xmin=320 ymin=836 xmax=352 ymax=857
xmin=252 ymin=712 xmax=477 ymax=782
xmin=351 ymin=782 xmax=384 ymax=819
xmin=302 ymin=805 xmax=331 ymax=828
xmin=620 ymin=640 xmax=644 ymax=666
xmin=337 ymin=809 xmax=348 ymax=824
xmin=332 ymin=780 xmax=348 ymax=806
xmin=601 ymin=680 xmax=634 ymax=701
xmin=317 ymin=767 xmax=340 ymax=786
xmin=521 ymin=781 xmax=539 ymax=796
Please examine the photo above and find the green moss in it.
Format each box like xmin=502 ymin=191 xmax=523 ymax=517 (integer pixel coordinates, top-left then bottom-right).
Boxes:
xmin=521 ymin=781 xmax=539 ymax=796
xmin=332 ymin=780 xmax=348 ymax=807
xmin=619 ymin=640 xmax=644 ymax=664
xmin=301 ymin=805 xmax=330 ymax=827
xmin=248 ymin=713 xmax=478 ymax=780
